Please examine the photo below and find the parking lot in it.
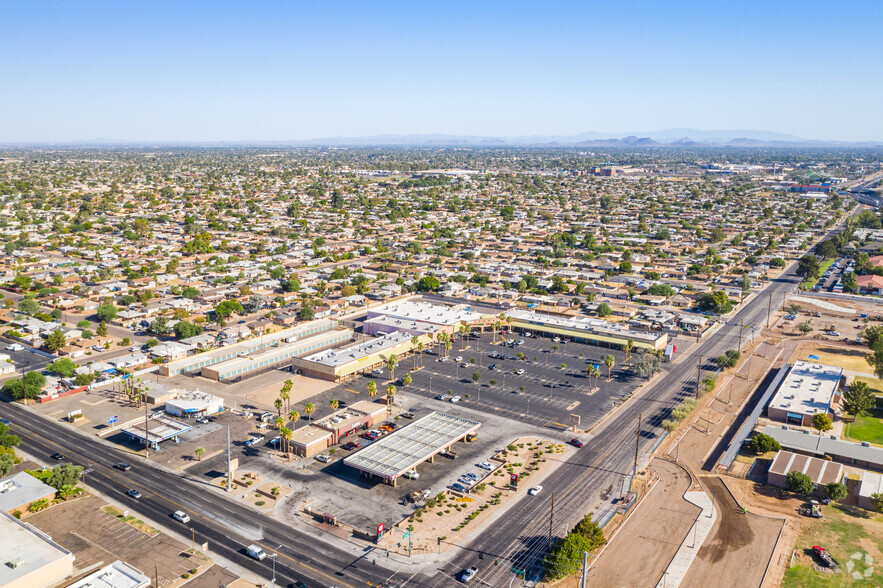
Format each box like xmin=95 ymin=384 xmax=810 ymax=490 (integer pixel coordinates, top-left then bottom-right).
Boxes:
xmin=337 ymin=330 xmax=652 ymax=430
xmin=0 ymin=336 xmax=52 ymax=376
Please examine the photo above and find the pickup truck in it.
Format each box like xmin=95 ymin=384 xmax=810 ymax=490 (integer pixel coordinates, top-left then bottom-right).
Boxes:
xmin=460 ymin=567 xmax=478 ymax=583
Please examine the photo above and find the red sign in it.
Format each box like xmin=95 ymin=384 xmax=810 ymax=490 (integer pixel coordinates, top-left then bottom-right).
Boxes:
xmin=510 ymin=473 xmax=519 ymax=482
xmin=377 ymin=523 xmax=385 ymax=535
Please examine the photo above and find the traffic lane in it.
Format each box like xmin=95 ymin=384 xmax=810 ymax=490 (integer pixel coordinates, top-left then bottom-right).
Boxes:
xmin=6 ymin=404 xmax=395 ymax=588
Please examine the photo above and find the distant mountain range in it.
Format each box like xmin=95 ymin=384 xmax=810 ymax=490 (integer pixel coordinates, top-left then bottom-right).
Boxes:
xmin=294 ymin=129 xmax=882 ymax=148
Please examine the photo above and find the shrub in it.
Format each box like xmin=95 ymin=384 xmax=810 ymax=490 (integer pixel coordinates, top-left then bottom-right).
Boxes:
xmin=749 ymin=433 xmax=780 ymax=454
xmin=255 ymin=500 xmax=265 ymax=506
xmin=12 ymin=510 xmax=21 ymax=519
xmin=785 ymin=471 xmax=815 ymax=495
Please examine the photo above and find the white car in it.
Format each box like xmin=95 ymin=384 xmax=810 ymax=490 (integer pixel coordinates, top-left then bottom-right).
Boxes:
xmin=245 ymin=435 xmax=264 ymax=447
xmin=172 ymin=511 xmax=190 ymax=523
xmin=315 ymin=454 xmax=331 ymax=463
xmin=449 ymin=396 xmax=461 ymax=403
xmin=528 ymin=485 xmax=543 ymax=496
xmin=457 ymin=477 xmax=476 ymax=486
xmin=130 ymin=345 xmax=141 ymax=352
xmin=455 ymin=356 xmax=463 ymax=362
xmin=552 ymin=337 xmax=561 ymax=343
xmin=515 ymin=369 xmax=525 ymax=375
xmin=403 ymin=470 xmax=420 ymax=480
xmin=6 ymin=344 xmax=23 ymax=351
xmin=92 ymin=345 xmax=104 ymax=351
xmin=477 ymin=461 xmax=494 ymax=470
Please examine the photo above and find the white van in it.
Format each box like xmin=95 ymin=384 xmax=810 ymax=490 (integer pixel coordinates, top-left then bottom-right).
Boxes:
xmin=246 ymin=544 xmax=267 ymax=560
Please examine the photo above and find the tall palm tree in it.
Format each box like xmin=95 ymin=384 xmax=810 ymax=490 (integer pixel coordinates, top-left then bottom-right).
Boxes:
xmin=492 ymin=320 xmax=502 ymax=343
xmin=624 ymin=339 xmax=634 ymax=366
xmin=288 ymin=409 xmax=299 ymax=427
xmin=444 ymin=338 xmax=452 ymax=358
xmin=280 ymin=426 xmax=292 ymax=454
xmin=281 ymin=379 xmax=293 ymax=412
xmin=417 ymin=341 xmax=424 ymax=368
xmin=458 ymin=324 xmax=469 ymax=350
xmin=274 ymin=416 xmax=284 ymax=430
xmin=303 ymin=402 xmax=315 ymax=422
xmin=329 ymin=398 xmax=339 ymax=411
xmin=604 ymin=354 xmax=615 ymax=381
xmin=410 ymin=336 xmax=420 ymax=369
xmin=274 ymin=397 xmax=283 ymax=416
xmin=367 ymin=380 xmax=377 ymax=398
xmin=386 ymin=354 xmax=398 ymax=382
xmin=385 ymin=384 xmax=396 ymax=411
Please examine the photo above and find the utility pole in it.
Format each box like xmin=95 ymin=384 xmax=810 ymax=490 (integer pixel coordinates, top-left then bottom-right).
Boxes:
xmin=143 ymin=392 xmax=149 ymax=458
xmin=580 ymin=551 xmax=589 ymax=588
xmin=738 ymin=320 xmax=744 ymax=351
xmin=154 ymin=563 xmax=158 ymax=588
xmin=766 ymin=292 xmax=772 ymax=329
xmin=633 ymin=412 xmax=642 ymax=483
xmin=548 ymin=492 xmax=555 ymax=552
xmin=696 ymin=356 xmax=702 ymax=398
xmin=226 ymin=427 xmax=232 ymax=492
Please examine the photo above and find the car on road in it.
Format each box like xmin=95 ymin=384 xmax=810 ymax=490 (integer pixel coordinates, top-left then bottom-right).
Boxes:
xmin=246 ymin=544 xmax=267 ymax=560
xmin=403 ymin=470 xmax=419 ymax=480
xmin=245 ymin=435 xmax=264 ymax=447
xmin=0 ymin=418 xmax=10 ymax=426
xmin=114 ymin=462 xmax=132 ymax=471
xmin=315 ymin=454 xmax=331 ymax=463
xmin=570 ymin=439 xmax=584 ymax=448
xmin=528 ymin=486 xmax=543 ymax=496
xmin=460 ymin=567 xmax=478 ymax=583
xmin=451 ymin=482 xmax=468 ymax=493
xmin=435 ymin=394 xmax=450 ymax=401
xmin=50 ymin=452 xmax=65 ymax=460
xmin=127 ymin=489 xmax=142 ymax=499
xmin=515 ymin=368 xmax=525 ymax=375
xmin=172 ymin=511 xmax=191 ymax=523
xmin=477 ymin=461 xmax=494 ymax=470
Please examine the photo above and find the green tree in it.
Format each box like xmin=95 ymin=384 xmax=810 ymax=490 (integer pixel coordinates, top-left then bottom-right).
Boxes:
xmin=48 ymin=463 xmax=83 ymax=490
xmin=571 ymin=515 xmax=606 ymax=550
xmin=416 ymin=276 xmax=441 ymax=292
xmin=96 ymin=303 xmax=118 ymax=322
xmin=633 ymin=353 xmax=661 ymax=379
xmin=367 ymin=380 xmax=377 ymax=398
xmin=604 ymin=354 xmax=615 ymax=380
xmin=544 ymin=532 xmax=596 ymax=580
xmin=0 ymin=450 xmax=16 ymax=477
xmin=0 ymin=423 xmax=22 ymax=448
xmin=386 ymin=354 xmax=399 ymax=381
xmin=96 ymin=320 xmax=108 ymax=337
xmin=2 ymin=371 xmax=46 ymax=400
xmin=749 ymin=433 xmax=780 ymax=454
xmin=174 ymin=321 xmax=204 ymax=340
xmin=403 ymin=373 xmax=412 ymax=386
xmin=194 ymin=446 xmax=206 ymax=461
xmin=472 ymin=371 xmax=481 ymax=384
xmin=825 ymin=482 xmax=848 ymax=503
xmin=596 ymin=303 xmax=612 ymax=317
xmin=785 ymin=470 xmax=815 ymax=495
xmin=17 ymin=298 xmax=40 ymax=316
xmin=842 ymin=381 xmax=876 ymax=418
xmin=796 ymin=254 xmax=821 ymax=280
xmin=44 ymin=330 xmax=67 ymax=352
xmin=303 ymin=402 xmax=315 ymax=422
xmin=812 ymin=413 xmax=833 ymax=434
xmin=47 ymin=358 xmax=77 ymax=377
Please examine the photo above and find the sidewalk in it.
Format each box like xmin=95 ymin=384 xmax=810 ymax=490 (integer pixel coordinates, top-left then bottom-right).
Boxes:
xmin=654 ymin=490 xmax=717 ymax=588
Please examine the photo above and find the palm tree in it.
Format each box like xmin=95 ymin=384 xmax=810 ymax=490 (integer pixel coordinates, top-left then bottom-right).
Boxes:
xmin=492 ymin=320 xmax=502 ymax=343
xmin=274 ymin=416 xmax=284 ymax=430
xmin=411 ymin=336 xmax=420 ymax=369
xmin=274 ymin=397 xmax=283 ymax=416
xmin=604 ymin=354 xmax=615 ymax=381
xmin=303 ymin=402 xmax=315 ymax=422
xmin=329 ymin=398 xmax=339 ymax=411
xmin=445 ymin=338 xmax=452 ymax=358
xmin=367 ymin=380 xmax=377 ymax=398
xmin=417 ymin=341 xmax=424 ymax=368
xmin=458 ymin=324 xmax=469 ymax=350
xmin=281 ymin=379 xmax=293 ymax=412
xmin=288 ymin=409 xmax=299 ymax=426
xmin=591 ymin=366 xmax=601 ymax=389
xmin=280 ymin=426 xmax=292 ymax=454
xmin=385 ymin=384 xmax=396 ymax=409
xmin=624 ymin=339 xmax=634 ymax=366
xmin=386 ymin=354 xmax=398 ymax=382
xmin=194 ymin=446 xmax=205 ymax=461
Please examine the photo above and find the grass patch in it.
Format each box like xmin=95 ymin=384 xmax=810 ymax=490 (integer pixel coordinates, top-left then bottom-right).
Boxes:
xmin=783 ymin=505 xmax=883 ymax=588
xmin=799 ymin=345 xmax=871 ymax=372
xmin=843 ymin=409 xmax=883 ymax=445
xmin=853 ymin=376 xmax=883 ymax=395
xmin=800 ymin=258 xmax=835 ymax=290
xmin=100 ymin=505 xmax=161 ymax=536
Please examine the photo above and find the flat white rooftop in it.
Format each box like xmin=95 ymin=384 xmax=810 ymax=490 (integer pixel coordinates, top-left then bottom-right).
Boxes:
xmin=508 ymin=309 xmax=665 ymax=343
xmin=67 ymin=561 xmax=150 ymax=588
xmin=121 ymin=414 xmax=193 ymax=443
xmin=344 ymin=411 xmax=480 ymax=479
xmin=0 ymin=511 xmax=72 ymax=587
xmin=369 ymin=300 xmax=486 ymax=326
xmin=303 ymin=331 xmax=412 ymax=367
xmin=769 ymin=360 xmax=842 ymax=418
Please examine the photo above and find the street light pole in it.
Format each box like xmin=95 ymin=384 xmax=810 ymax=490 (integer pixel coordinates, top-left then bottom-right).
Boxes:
xmin=271 ymin=544 xmax=282 ymax=586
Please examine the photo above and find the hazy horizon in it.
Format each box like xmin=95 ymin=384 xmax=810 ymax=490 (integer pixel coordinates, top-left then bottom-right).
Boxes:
xmin=2 ymin=0 xmax=881 ymax=143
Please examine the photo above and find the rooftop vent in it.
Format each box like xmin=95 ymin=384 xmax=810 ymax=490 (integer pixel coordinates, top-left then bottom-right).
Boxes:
xmin=6 ymin=558 xmax=25 ymax=569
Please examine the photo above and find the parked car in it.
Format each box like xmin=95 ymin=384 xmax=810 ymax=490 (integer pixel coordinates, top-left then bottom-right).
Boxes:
xmin=528 ymin=486 xmax=543 ymax=496
xmin=436 ymin=394 xmax=450 ymax=401
xmin=455 ymin=356 xmax=463 ymax=362
xmin=372 ymin=369 xmax=384 ymax=375
xmin=401 ymin=412 xmax=415 ymax=419
xmin=515 ymin=369 xmax=525 ymax=375
xmin=127 ymin=489 xmax=142 ymax=499
xmin=245 ymin=435 xmax=264 ymax=447
xmin=449 ymin=396 xmax=462 ymax=403
xmin=172 ymin=511 xmax=190 ymax=523
xmin=196 ymin=417 xmax=210 ymax=424
xmin=457 ymin=477 xmax=476 ymax=487
xmin=403 ymin=470 xmax=420 ymax=480
xmin=113 ymin=462 xmax=132 ymax=471
xmin=315 ymin=454 xmax=331 ymax=463
xmin=269 ymin=436 xmax=281 ymax=447
xmin=451 ymin=482 xmax=468 ymax=493
xmin=570 ymin=439 xmax=584 ymax=448
xmin=477 ymin=461 xmax=494 ymax=470
xmin=463 ymin=472 xmax=479 ymax=481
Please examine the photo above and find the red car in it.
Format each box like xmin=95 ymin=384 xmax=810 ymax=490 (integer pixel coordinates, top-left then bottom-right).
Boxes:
xmin=570 ymin=439 xmax=584 ymax=448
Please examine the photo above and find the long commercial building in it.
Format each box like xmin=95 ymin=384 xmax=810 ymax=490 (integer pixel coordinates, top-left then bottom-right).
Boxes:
xmin=291 ymin=331 xmax=427 ymax=382
xmin=506 ymin=309 xmax=668 ymax=351
xmin=159 ymin=318 xmax=339 ymax=376
xmin=201 ymin=328 xmax=354 ymax=381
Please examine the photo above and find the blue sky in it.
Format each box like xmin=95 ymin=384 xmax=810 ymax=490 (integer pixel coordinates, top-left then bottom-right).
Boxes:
xmin=1 ymin=1 xmax=881 ymax=142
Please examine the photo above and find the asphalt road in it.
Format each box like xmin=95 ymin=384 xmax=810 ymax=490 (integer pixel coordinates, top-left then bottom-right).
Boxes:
xmin=1 ymin=403 xmax=402 ymax=588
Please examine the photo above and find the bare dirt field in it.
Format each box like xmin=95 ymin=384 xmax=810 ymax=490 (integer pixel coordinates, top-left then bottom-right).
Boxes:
xmin=681 ymin=476 xmax=784 ymax=588
xmin=587 ymin=459 xmax=699 ymax=588
xmin=793 ymin=341 xmax=871 ymax=372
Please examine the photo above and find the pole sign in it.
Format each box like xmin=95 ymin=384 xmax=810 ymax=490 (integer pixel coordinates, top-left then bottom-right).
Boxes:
xmin=107 ymin=415 xmax=119 ymax=425
xmin=376 ymin=522 xmax=385 ymax=543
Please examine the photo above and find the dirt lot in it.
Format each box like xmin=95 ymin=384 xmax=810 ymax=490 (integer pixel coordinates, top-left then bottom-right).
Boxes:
xmin=587 ymin=459 xmax=699 ymax=587
xmin=792 ymin=341 xmax=872 ymax=373
xmin=681 ymin=476 xmax=785 ymax=588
